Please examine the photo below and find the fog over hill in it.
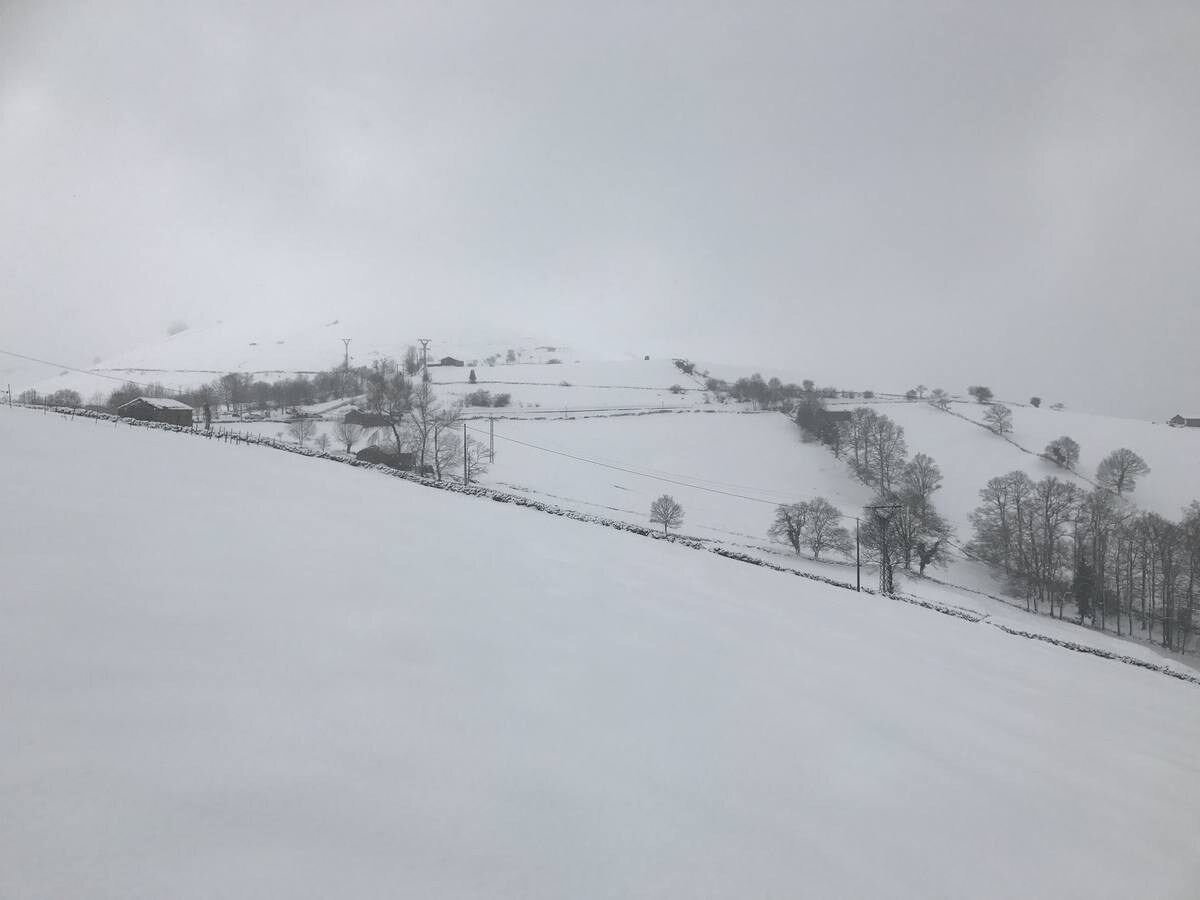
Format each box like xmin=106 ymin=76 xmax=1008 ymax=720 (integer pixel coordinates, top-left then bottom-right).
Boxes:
xmin=4 ymin=2 xmax=1200 ymax=418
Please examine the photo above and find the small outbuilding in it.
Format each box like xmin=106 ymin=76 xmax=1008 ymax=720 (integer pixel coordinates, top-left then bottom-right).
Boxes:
xmin=1168 ymin=414 xmax=1200 ymax=428
xmin=343 ymin=408 xmax=391 ymax=427
xmin=355 ymin=446 xmax=416 ymax=470
xmin=116 ymin=397 xmax=194 ymax=427
xmin=437 ymin=356 xmax=465 ymax=367
xmin=817 ymin=408 xmax=853 ymax=424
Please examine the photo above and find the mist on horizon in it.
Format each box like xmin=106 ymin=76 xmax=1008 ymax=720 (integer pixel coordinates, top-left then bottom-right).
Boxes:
xmin=2 ymin=0 xmax=1198 ymax=419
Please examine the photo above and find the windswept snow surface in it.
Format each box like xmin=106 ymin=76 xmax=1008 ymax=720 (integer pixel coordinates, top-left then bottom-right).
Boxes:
xmin=3 ymin=407 xmax=1200 ymax=899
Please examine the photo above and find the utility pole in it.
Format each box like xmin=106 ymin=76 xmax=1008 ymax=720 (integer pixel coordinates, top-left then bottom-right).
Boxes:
xmin=341 ymin=339 xmax=352 ymax=397
xmin=418 ymin=339 xmax=432 ymax=383
xmin=462 ymin=421 xmax=468 ymax=484
xmin=489 ymin=417 xmax=494 ymax=462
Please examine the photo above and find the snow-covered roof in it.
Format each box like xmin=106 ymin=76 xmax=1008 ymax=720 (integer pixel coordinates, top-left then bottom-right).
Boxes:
xmin=119 ymin=397 xmax=193 ymax=411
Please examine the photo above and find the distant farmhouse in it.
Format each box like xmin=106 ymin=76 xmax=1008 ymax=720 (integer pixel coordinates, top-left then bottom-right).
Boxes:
xmin=1168 ymin=414 xmax=1200 ymax=428
xmin=343 ymin=408 xmax=391 ymax=427
xmin=816 ymin=408 xmax=852 ymax=425
xmin=116 ymin=397 xmax=193 ymax=427
xmin=436 ymin=356 xmax=464 ymax=367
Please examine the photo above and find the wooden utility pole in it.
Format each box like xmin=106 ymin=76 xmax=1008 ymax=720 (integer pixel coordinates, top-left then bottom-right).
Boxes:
xmin=489 ymin=417 xmax=494 ymax=462
xmin=341 ymin=339 xmax=352 ymax=396
xmin=462 ymin=422 xmax=468 ymax=484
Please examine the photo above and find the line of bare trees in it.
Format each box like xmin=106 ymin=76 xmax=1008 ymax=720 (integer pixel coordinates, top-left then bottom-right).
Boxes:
xmin=357 ymin=357 xmax=488 ymax=481
xmin=792 ymin=400 xmax=954 ymax=579
xmin=970 ymin=472 xmax=1199 ymax=651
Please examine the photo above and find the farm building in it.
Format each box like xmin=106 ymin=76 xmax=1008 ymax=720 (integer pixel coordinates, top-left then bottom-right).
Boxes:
xmin=816 ymin=408 xmax=853 ymax=424
xmin=437 ymin=356 xmax=464 ymax=367
xmin=343 ymin=408 xmax=391 ymax=427
xmin=116 ymin=397 xmax=194 ymax=427
xmin=355 ymin=446 xmax=416 ymax=470
xmin=1168 ymin=415 xmax=1200 ymax=428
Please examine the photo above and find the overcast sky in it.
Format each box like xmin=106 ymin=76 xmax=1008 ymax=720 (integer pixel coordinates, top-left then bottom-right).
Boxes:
xmin=2 ymin=0 xmax=1197 ymax=417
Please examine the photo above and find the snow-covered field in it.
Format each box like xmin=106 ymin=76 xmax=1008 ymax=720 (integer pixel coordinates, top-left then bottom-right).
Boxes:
xmin=17 ymin=315 xmax=653 ymax=401
xmin=215 ymin=396 xmax=1199 ymax=673
xmin=3 ymin=405 xmax=1200 ymax=899
xmin=477 ymin=411 xmax=872 ymax=544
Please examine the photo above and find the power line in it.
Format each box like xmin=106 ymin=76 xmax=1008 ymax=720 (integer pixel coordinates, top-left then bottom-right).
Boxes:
xmin=473 ymin=424 xmax=835 ymax=500
xmin=0 ymin=347 xmax=170 ymax=391
xmin=463 ymin=423 xmax=860 ymax=516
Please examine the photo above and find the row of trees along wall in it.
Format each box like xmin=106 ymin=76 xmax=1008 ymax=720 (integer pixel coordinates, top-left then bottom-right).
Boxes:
xmin=969 ymin=460 xmax=1199 ymax=652
xmin=792 ymin=396 xmax=955 ymax=582
xmin=14 ymin=342 xmax=506 ymax=418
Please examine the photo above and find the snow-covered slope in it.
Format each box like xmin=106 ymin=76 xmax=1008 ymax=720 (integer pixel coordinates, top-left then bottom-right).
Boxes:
xmin=476 ymin=411 xmax=873 ymax=544
xmin=3 ymin=406 xmax=1199 ymax=899
xmin=18 ymin=315 xmax=638 ymax=400
xmin=848 ymin=399 xmax=1200 ymax=536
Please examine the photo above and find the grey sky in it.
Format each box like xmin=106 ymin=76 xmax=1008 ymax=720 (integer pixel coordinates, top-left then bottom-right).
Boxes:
xmin=2 ymin=0 xmax=1197 ymax=417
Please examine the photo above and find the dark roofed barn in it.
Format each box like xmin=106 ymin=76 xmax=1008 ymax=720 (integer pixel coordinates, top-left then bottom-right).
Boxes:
xmin=1168 ymin=414 xmax=1200 ymax=428
xmin=817 ymin=408 xmax=853 ymax=423
xmin=355 ymin=446 xmax=416 ymax=470
xmin=116 ymin=397 xmax=194 ymax=427
xmin=437 ymin=356 xmax=464 ymax=367
xmin=344 ymin=408 xmax=391 ymax=427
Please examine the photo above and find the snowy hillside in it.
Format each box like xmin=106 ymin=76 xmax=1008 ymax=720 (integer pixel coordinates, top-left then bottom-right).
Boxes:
xmin=3 ymin=405 xmax=1200 ymax=899
xmin=844 ymin=399 xmax=1200 ymax=536
xmin=19 ymin=314 xmax=633 ymax=400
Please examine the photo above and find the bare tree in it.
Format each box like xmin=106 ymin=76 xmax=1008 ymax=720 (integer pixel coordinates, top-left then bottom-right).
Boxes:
xmin=333 ymin=419 xmax=365 ymax=454
xmin=315 ymin=434 xmax=330 ymax=452
xmin=287 ymin=418 xmax=317 ymax=446
xmin=430 ymin=403 xmax=464 ymax=480
xmin=650 ymin=494 xmax=684 ymax=535
xmin=363 ymin=357 xmax=411 ymax=453
xmin=930 ymin=388 xmax=951 ymax=409
xmin=433 ymin=429 xmax=462 ymax=481
xmin=1043 ymin=436 xmax=1080 ymax=470
xmin=406 ymin=381 xmax=441 ymax=472
xmin=967 ymin=385 xmax=994 ymax=403
xmin=805 ymin=498 xmax=846 ymax=559
xmin=983 ymin=403 xmax=1013 ymax=435
xmin=1096 ymin=448 xmax=1150 ymax=496
xmin=768 ymin=503 xmax=809 ymax=554
xmin=403 ymin=345 xmax=421 ymax=376
xmin=463 ymin=436 xmax=489 ymax=484
xmin=865 ymin=413 xmax=907 ymax=492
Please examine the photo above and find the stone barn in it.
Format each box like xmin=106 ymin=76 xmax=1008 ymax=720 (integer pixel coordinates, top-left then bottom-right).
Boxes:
xmin=355 ymin=446 xmax=416 ymax=470
xmin=343 ymin=408 xmax=391 ymax=427
xmin=116 ymin=397 xmax=194 ymax=427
